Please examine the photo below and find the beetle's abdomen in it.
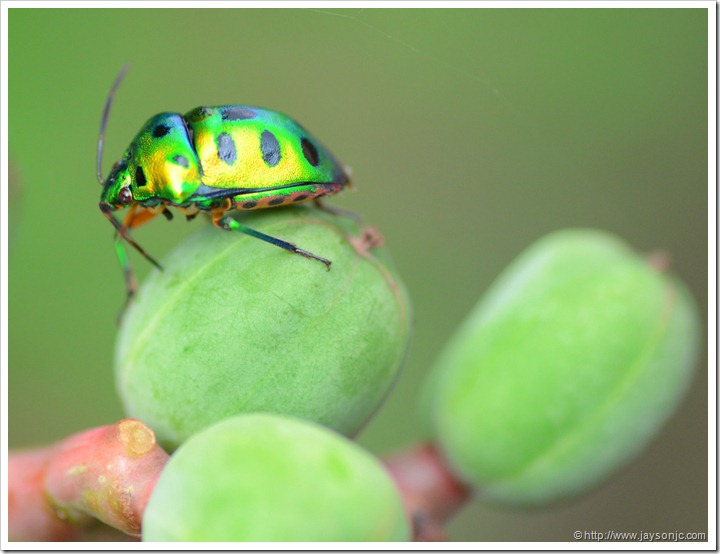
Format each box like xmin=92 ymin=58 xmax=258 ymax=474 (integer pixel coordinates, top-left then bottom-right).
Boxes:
xmin=184 ymin=106 xmax=350 ymax=191
xmin=233 ymin=183 xmax=344 ymax=210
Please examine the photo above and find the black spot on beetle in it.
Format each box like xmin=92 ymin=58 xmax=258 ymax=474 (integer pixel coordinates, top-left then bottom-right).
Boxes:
xmin=301 ymin=138 xmax=320 ymax=167
xmin=294 ymin=194 xmax=309 ymax=202
xmin=242 ymin=201 xmax=257 ymax=209
xmin=260 ymin=130 xmax=281 ymax=167
xmin=135 ymin=166 xmax=147 ymax=187
xmin=268 ymin=197 xmax=285 ymax=206
xmin=217 ymin=133 xmax=237 ymax=165
xmin=153 ymin=124 xmax=170 ymax=138
xmin=172 ymin=155 xmax=190 ymax=168
xmin=222 ymin=107 xmax=256 ymax=121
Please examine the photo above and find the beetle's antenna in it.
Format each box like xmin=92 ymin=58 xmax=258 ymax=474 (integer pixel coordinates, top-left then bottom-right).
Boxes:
xmin=97 ymin=63 xmax=131 ymax=185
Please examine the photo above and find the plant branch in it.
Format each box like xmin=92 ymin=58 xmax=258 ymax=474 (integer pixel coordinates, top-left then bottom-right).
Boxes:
xmin=8 ymin=419 xmax=169 ymax=541
xmin=10 ymin=421 xmax=470 ymax=542
xmin=383 ymin=442 xmax=472 ymax=541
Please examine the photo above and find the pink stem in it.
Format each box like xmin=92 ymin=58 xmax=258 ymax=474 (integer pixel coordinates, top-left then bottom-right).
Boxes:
xmin=8 ymin=419 xmax=169 ymax=541
xmin=383 ymin=442 xmax=472 ymax=541
xmin=11 ymin=423 xmax=469 ymax=542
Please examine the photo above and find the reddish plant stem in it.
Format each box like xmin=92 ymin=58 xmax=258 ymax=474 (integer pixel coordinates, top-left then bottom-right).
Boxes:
xmin=645 ymin=249 xmax=671 ymax=272
xmin=8 ymin=448 xmax=81 ymax=541
xmin=8 ymin=419 xmax=169 ymax=541
xmin=383 ymin=442 xmax=472 ymax=541
xmin=11 ymin=422 xmax=468 ymax=542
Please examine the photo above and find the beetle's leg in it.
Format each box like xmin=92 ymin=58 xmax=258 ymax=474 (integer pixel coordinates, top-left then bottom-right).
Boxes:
xmin=113 ymin=206 xmax=164 ymax=318
xmin=212 ymin=210 xmax=331 ymax=270
xmin=116 ymin=208 xmax=163 ymax=270
xmin=123 ymin=205 xmax=163 ymax=230
xmin=101 ymin=204 xmax=164 ymax=272
xmin=113 ymin=232 xmax=138 ymax=320
xmin=313 ymin=198 xmax=362 ymax=223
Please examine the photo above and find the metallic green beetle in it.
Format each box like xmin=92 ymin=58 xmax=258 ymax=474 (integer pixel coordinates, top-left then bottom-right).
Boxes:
xmin=97 ymin=66 xmax=351 ymax=308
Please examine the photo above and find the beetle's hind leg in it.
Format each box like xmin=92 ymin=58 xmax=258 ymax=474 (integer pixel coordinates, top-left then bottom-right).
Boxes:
xmin=313 ymin=198 xmax=362 ymax=223
xmin=213 ymin=212 xmax=331 ymax=270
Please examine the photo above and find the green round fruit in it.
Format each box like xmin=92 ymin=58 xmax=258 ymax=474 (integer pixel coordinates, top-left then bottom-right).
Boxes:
xmin=427 ymin=229 xmax=700 ymax=505
xmin=116 ymin=207 xmax=411 ymax=450
xmin=142 ymin=413 xmax=409 ymax=541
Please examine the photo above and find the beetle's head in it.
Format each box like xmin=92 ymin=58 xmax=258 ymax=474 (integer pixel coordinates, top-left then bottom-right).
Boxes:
xmin=99 ymin=159 xmax=133 ymax=212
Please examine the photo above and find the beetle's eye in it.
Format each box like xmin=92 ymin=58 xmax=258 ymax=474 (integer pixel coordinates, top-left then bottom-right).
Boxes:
xmin=118 ymin=187 xmax=133 ymax=205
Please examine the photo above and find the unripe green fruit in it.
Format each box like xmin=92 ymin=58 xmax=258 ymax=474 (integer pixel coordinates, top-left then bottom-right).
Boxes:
xmin=116 ymin=207 xmax=411 ymax=450
xmin=428 ymin=229 xmax=700 ymax=505
xmin=142 ymin=413 xmax=409 ymax=541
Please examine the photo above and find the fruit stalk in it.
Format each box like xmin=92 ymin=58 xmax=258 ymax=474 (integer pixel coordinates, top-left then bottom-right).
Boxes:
xmin=383 ymin=442 xmax=471 ymax=541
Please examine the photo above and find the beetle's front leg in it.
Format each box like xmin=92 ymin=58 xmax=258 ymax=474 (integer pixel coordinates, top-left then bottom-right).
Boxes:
xmin=114 ymin=232 xmax=138 ymax=318
xmin=113 ymin=205 xmax=164 ymax=320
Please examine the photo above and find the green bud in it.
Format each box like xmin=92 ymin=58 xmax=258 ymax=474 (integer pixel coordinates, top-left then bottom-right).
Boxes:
xmin=116 ymin=207 xmax=411 ymax=450
xmin=427 ymin=229 xmax=700 ymax=505
xmin=142 ymin=413 xmax=410 ymax=541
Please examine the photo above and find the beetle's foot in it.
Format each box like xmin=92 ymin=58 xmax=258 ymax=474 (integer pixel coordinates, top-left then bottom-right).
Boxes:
xmin=295 ymin=248 xmax=332 ymax=270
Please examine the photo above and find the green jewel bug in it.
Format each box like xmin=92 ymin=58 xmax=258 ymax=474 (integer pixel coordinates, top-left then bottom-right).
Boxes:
xmin=97 ymin=65 xmax=352 ymax=310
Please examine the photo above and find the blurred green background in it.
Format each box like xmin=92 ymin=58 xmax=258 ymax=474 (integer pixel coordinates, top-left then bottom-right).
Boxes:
xmin=9 ymin=7 xmax=708 ymax=542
